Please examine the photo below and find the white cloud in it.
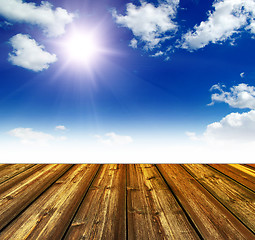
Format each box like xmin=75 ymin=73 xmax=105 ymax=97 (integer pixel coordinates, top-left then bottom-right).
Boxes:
xmin=150 ymin=51 xmax=164 ymax=57
xmin=240 ymin=72 xmax=245 ymax=78
xmin=129 ymin=38 xmax=138 ymax=48
xmin=209 ymin=83 xmax=255 ymax=109
xmin=95 ymin=132 xmax=133 ymax=145
xmin=112 ymin=0 xmax=179 ymax=50
xmin=204 ymin=110 xmax=255 ymax=143
xmin=8 ymin=128 xmax=55 ymax=144
xmin=0 ymin=0 xmax=74 ymax=37
xmin=55 ymin=125 xmax=67 ymax=131
xmin=181 ymin=0 xmax=255 ymax=50
xmin=185 ymin=131 xmax=199 ymax=141
xmin=8 ymin=34 xmax=57 ymax=71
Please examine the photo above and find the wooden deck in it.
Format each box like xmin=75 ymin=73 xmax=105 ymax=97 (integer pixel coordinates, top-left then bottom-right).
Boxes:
xmin=0 ymin=164 xmax=254 ymax=239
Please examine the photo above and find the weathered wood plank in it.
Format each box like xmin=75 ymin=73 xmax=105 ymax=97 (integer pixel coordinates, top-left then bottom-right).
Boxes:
xmin=127 ymin=164 xmax=200 ymax=240
xmin=209 ymin=164 xmax=255 ymax=192
xmin=64 ymin=164 xmax=126 ymax=240
xmin=0 ymin=164 xmax=100 ymax=240
xmin=0 ymin=164 xmax=72 ymax=231
xmin=0 ymin=164 xmax=35 ymax=185
xmin=0 ymin=164 xmax=46 ymax=194
xmin=245 ymin=164 xmax=255 ymax=169
xmin=157 ymin=164 xmax=255 ymax=240
xmin=183 ymin=164 xmax=255 ymax=233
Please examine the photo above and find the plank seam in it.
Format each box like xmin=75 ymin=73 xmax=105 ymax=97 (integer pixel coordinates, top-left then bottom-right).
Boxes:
xmin=125 ymin=164 xmax=128 ymax=240
xmin=0 ymin=164 xmax=73 ymax=233
xmin=61 ymin=164 xmax=102 ymax=240
xmin=0 ymin=164 xmax=36 ymax=185
xmin=155 ymin=164 xmax=204 ymax=240
xmin=208 ymin=164 xmax=255 ymax=194
xmin=181 ymin=164 xmax=255 ymax=235
xmin=243 ymin=164 xmax=255 ymax=170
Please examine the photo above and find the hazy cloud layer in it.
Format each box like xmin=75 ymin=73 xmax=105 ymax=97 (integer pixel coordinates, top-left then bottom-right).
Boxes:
xmin=95 ymin=132 xmax=133 ymax=145
xmin=112 ymin=0 xmax=179 ymax=50
xmin=55 ymin=125 xmax=67 ymax=131
xmin=181 ymin=0 xmax=255 ymax=50
xmin=209 ymin=83 xmax=255 ymax=109
xmin=0 ymin=0 xmax=74 ymax=37
xmin=8 ymin=34 xmax=57 ymax=71
xmin=9 ymin=128 xmax=55 ymax=144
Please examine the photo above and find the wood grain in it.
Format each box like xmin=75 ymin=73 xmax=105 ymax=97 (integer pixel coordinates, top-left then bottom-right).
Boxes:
xmin=0 ymin=164 xmax=72 ymax=231
xmin=64 ymin=164 xmax=126 ymax=240
xmin=0 ymin=164 xmax=35 ymax=185
xmin=127 ymin=164 xmax=200 ymax=240
xmin=183 ymin=164 xmax=255 ymax=233
xmin=0 ymin=164 xmax=100 ymax=240
xmin=157 ymin=164 xmax=255 ymax=240
xmin=209 ymin=164 xmax=255 ymax=192
xmin=0 ymin=164 xmax=46 ymax=194
xmin=0 ymin=164 xmax=254 ymax=239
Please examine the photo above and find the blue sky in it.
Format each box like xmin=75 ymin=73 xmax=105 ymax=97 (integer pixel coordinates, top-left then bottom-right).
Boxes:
xmin=1 ymin=0 xmax=255 ymax=162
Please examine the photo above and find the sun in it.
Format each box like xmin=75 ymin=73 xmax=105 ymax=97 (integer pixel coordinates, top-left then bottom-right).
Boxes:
xmin=64 ymin=31 xmax=100 ymax=64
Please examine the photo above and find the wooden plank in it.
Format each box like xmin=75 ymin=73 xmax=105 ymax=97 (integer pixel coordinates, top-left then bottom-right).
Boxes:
xmin=127 ymin=164 xmax=200 ymax=240
xmin=157 ymin=164 xmax=255 ymax=240
xmin=209 ymin=164 xmax=255 ymax=192
xmin=0 ymin=164 xmax=72 ymax=231
xmin=0 ymin=164 xmax=100 ymax=240
xmin=0 ymin=164 xmax=46 ymax=194
xmin=183 ymin=164 xmax=255 ymax=233
xmin=245 ymin=164 xmax=255 ymax=169
xmin=0 ymin=164 xmax=35 ymax=184
xmin=64 ymin=164 xmax=126 ymax=240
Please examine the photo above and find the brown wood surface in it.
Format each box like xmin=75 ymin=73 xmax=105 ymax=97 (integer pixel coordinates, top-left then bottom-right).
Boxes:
xmin=0 ymin=164 xmax=254 ymax=240
xmin=64 ymin=164 xmax=126 ymax=240
xmin=0 ymin=164 xmax=100 ymax=240
xmin=0 ymin=164 xmax=72 ymax=230
xmin=183 ymin=164 xmax=255 ymax=233
xmin=209 ymin=164 xmax=255 ymax=192
xmin=0 ymin=164 xmax=35 ymax=184
xmin=0 ymin=164 xmax=46 ymax=194
xmin=157 ymin=164 xmax=255 ymax=240
xmin=127 ymin=164 xmax=200 ymax=240
xmin=245 ymin=164 xmax=255 ymax=169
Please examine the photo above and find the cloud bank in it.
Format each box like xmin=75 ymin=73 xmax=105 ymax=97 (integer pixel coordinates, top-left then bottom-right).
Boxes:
xmin=0 ymin=0 xmax=74 ymax=37
xmin=8 ymin=34 xmax=57 ymax=71
xmin=188 ymin=82 xmax=255 ymax=144
xmin=204 ymin=110 xmax=255 ymax=143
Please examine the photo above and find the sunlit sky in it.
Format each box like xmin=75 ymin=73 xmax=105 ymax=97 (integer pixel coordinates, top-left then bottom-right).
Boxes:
xmin=1 ymin=0 xmax=255 ymax=162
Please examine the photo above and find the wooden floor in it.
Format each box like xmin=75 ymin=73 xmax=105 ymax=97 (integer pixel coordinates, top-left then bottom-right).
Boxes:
xmin=0 ymin=164 xmax=254 ymax=240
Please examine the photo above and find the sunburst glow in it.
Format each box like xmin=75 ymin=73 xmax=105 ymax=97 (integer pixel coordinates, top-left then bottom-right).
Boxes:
xmin=65 ymin=31 xmax=100 ymax=64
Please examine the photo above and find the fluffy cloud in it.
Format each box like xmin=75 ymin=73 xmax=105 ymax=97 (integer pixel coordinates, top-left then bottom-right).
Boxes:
xmin=181 ymin=0 xmax=255 ymax=50
xmin=8 ymin=34 xmax=57 ymax=71
xmin=0 ymin=0 xmax=74 ymax=37
xmin=9 ymin=128 xmax=55 ymax=144
xmin=95 ymin=132 xmax=133 ymax=145
xmin=204 ymin=110 xmax=255 ymax=142
xmin=209 ymin=83 xmax=255 ymax=109
xmin=112 ymin=0 xmax=179 ymax=50
xmin=55 ymin=125 xmax=67 ymax=131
